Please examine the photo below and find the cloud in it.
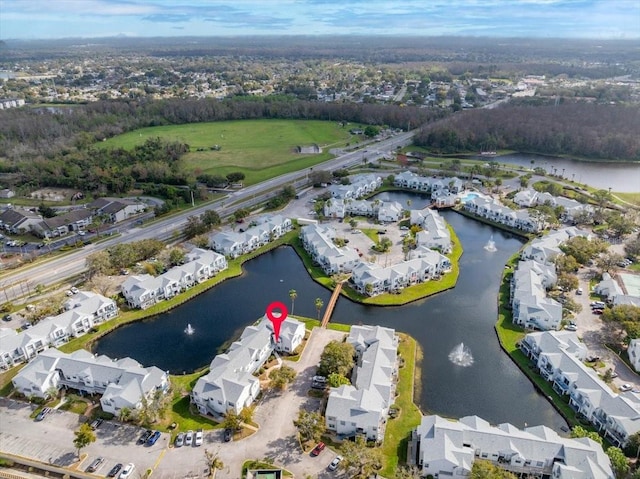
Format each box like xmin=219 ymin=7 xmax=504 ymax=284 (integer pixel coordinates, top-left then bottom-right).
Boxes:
xmin=0 ymin=0 xmax=638 ymax=38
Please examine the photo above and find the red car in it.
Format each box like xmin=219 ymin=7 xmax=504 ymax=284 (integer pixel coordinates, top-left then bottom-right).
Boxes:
xmin=311 ymin=442 xmax=326 ymax=457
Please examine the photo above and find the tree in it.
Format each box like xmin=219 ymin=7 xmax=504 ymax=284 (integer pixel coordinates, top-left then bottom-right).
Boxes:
xmin=606 ymin=446 xmax=629 ymax=478
xmin=339 ymin=435 xmax=383 ymax=479
xmin=184 ymin=215 xmax=206 ymax=239
xmin=233 ymin=208 xmax=250 ymax=222
xmin=555 ymin=254 xmax=580 ymax=274
xmin=557 ymin=272 xmax=579 ymax=292
xmin=560 ymin=236 xmax=608 ymax=265
xmin=570 ymin=425 xmax=603 ymax=445
xmin=86 ymin=251 xmax=112 ymax=278
xmin=38 ymin=203 xmax=56 ymax=218
xmin=625 ymin=236 xmax=640 ymax=260
xmin=309 ymin=170 xmax=332 ymax=186
xmin=226 ymin=172 xmax=245 ymax=183
xmin=293 ymin=409 xmax=324 ymax=444
xmin=204 ymin=449 xmax=224 ymax=478
xmin=168 ymin=247 xmax=186 ymax=267
xmin=314 ymin=297 xmax=324 ymax=320
xmin=239 ymin=405 xmax=255 ymax=425
xmin=222 ymin=409 xmax=242 ymax=431
xmin=202 ymin=209 xmax=221 ymax=227
xmin=269 ymin=365 xmax=297 ymax=390
xmin=470 ymin=460 xmax=517 ymax=479
xmin=327 ymin=372 xmax=351 ymax=388
xmin=317 ymin=340 xmax=355 ymax=377
xmin=624 ymin=431 xmax=640 ymax=457
xmin=395 ymin=465 xmax=422 ymax=479
xmin=363 ymin=125 xmax=380 ymax=138
xmin=349 ymin=219 xmax=358 ymax=229
xmin=289 ymin=289 xmax=297 ymax=315
xmin=73 ymin=423 xmax=96 ymax=457
xmin=596 ymin=252 xmax=625 ymax=273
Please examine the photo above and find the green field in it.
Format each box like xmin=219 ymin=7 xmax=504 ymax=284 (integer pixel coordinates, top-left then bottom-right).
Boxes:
xmin=98 ymin=119 xmax=358 ymax=185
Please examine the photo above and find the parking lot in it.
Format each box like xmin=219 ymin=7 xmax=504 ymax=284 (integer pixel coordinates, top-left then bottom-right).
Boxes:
xmin=0 ymin=327 xmax=348 ymax=479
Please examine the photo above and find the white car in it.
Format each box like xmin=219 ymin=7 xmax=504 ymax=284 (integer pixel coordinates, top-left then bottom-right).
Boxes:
xmin=185 ymin=430 xmax=194 ymax=446
xmin=119 ymin=463 xmax=135 ymax=479
xmin=194 ymin=429 xmax=203 ymax=446
xmin=328 ymin=455 xmax=343 ymax=471
xmin=620 ymin=384 xmax=633 ymax=392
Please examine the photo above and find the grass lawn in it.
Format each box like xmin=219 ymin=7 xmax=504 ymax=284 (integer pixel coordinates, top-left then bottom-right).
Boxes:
xmin=614 ymin=192 xmax=640 ymax=207
xmin=380 ymin=333 xmax=422 ymax=477
xmin=97 ymin=119 xmax=356 ymax=186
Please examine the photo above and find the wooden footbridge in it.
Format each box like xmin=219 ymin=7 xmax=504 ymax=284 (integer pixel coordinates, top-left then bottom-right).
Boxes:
xmin=321 ymin=281 xmax=345 ymax=328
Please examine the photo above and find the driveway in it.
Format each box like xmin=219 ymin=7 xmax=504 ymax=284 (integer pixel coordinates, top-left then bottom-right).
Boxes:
xmin=573 ymin=240 xmax=640 ymax=393
xmin=153 ymin=327 xmax=347 ymax=479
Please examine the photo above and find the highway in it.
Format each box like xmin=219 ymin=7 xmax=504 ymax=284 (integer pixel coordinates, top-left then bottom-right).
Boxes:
xmin=0 ymin=131 xmax=414 ymax=302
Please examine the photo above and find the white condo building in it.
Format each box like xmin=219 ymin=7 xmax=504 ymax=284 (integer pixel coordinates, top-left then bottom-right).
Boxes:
xmin=12 ymin=349 xmax=169 ymax=416
xmin=325 ymin=325 xmax=398 ymax=442
xmin=413 ymin=414 xmax=614 ymax=478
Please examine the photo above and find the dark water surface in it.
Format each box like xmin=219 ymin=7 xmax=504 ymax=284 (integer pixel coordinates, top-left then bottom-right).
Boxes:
xmin=95 ymin=205 xmax=567 ymax=430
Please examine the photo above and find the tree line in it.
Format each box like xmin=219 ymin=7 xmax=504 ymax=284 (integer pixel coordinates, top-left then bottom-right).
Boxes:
xmin=0 ymin=96 xmax=444 ymax=161
xmin=413 ymin=102 xmax=640 ymax=161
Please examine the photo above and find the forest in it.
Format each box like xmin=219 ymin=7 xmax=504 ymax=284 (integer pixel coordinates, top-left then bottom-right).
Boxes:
xmin=0 ymin=96 xmax=443 ymax=161
xmin=1 ymin=96 xmax=638 ymax=198
xmin=413 ymin=102 xmax=640 ymax=161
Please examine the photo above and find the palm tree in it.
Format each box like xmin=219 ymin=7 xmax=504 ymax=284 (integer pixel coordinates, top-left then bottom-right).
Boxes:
xmin=289 ymin=289 xmax=297 ymax=315
xmin=204 ymin=449 xmax=224 ymax=478
xmin=314 ymin=297 xmax=324 ymax=320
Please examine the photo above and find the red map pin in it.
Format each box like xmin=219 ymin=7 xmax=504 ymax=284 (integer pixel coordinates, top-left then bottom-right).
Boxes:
xmin=266 ymin=301 xmax=288 ymax=343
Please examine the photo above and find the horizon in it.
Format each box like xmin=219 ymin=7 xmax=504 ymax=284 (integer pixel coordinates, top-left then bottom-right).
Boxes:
xmin=1 ymin=0 xmax=639 ymax=41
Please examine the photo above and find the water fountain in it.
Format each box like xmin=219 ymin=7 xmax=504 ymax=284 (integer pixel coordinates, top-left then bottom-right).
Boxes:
xmin=484 ymin=235 xmax=497 ymax=252
xmin=184 ymin=324 xmax=195 ymax=335
xmin=448 ymin=342 xmax=474 ymax=367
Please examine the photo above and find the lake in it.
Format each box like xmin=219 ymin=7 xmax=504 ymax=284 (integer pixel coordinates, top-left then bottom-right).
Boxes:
xmin=95 ymin=206 xmax=567 ymax=430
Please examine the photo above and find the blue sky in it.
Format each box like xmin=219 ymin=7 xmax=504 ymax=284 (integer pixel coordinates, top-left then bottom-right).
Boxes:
xmin=1 ymin=0 xmax=638 ymax=40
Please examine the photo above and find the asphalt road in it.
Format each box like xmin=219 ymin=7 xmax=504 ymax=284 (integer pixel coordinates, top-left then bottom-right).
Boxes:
xmin=0 ymin=132 xmax=414 ymax=303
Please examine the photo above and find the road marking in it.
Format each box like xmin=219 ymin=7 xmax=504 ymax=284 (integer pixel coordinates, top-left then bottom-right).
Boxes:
xmin=152 ymin=448 xmax=167 ymax=471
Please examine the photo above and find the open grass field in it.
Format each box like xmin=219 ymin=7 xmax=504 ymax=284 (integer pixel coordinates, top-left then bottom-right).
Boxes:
xmin=98 ymin=119 xmax=358 ymax=186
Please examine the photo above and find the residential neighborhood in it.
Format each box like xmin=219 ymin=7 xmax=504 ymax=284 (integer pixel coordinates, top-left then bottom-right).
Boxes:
xmin=0 ymin=291 xmax=118 ymax=369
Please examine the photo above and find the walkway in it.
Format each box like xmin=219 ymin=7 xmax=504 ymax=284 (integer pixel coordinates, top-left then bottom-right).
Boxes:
xmin=321 ymin=281 xmax=343 ymax=328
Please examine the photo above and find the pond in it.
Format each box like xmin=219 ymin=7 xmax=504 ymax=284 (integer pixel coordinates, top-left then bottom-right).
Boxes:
xmin=95 ymin=206 xmax=567 ymax=430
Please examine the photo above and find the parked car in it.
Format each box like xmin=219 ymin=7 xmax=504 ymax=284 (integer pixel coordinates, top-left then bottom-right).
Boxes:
xmin=35 ymin=407 xmax=51 ymax=421
xmin=90 ymin=418 xmax=104 ymax=429
xmin=2 ymin=314 xmax=11 ymax=322
xmin=310 ymin=442 xmax=326 ymax=456
xmin=137 ymin=429 xmax=152 ymax=445
xmin=174 ymin=432 xmax=185 ymax=447
xmin=223 ymin=428 xmax=233 ymax=442
xmin=185 ymin=430 xmax=194 ymax=446
xmin=70 ymin=287 xmax=79 ymax=294
xmin=107 ymin=463 xmax=122 ymax=477
xmin=328 ymin=455 xmax=343 ymax=471
xmin=620 ymin=383 xmax=633 ymax=392
xmin=195 ymin=429 xmax=203 ymax=446
xmin=87 ymin=457 xmax=105 ymax=473
xmin=565 ymin=324 xmax=577 ymax=331
xmin=146 ymin=430 xmax=161 ymax=446
xmin=576 ymin=287 xmax=583 ymax=295
xmin=119 ymin=463 xmax=135 ymax=479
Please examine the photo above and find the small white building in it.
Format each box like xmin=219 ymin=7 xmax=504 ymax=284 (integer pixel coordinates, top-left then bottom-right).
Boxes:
xmin=628 ymin=339 xmax=640 ymax=373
